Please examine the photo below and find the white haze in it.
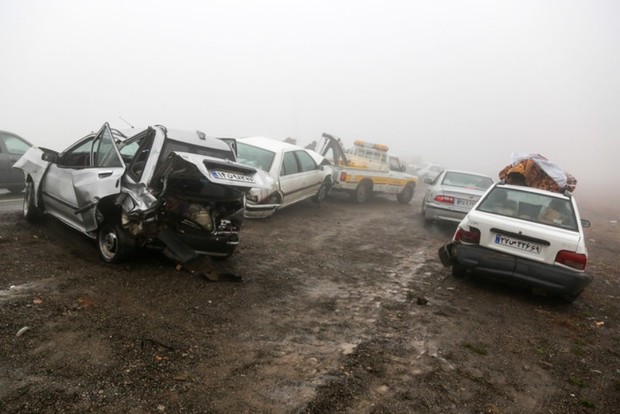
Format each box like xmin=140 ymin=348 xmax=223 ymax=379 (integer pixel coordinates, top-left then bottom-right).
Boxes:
xmin=1 ymin=0 xmax=618 ymax=199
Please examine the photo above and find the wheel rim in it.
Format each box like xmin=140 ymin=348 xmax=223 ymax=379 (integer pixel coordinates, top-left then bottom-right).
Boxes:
xmin=100 ymin=229 xmax=118 ymax=260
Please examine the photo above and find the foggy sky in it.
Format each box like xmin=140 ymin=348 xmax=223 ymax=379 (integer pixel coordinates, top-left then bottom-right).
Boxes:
xmin=1 ymin=0 xmax=618 ymax=194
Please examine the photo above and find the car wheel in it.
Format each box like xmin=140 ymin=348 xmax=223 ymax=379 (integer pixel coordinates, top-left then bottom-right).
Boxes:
xmin=98 ymin=222 xmax=135 ymax=263
xmin=351 ymin=181 xmax=371 ymax=204
xmin=397 ymin=183 xmax=415 ymax=204
xmin=451 ymin=263 xmax=467 ymax=278
xmin=23 ymin=181 xmax=41 ymax=222
xmin=561 ymin=290 xmax=583 ymax=303
xmin=312 ymin=177 xmax=331 ymax=204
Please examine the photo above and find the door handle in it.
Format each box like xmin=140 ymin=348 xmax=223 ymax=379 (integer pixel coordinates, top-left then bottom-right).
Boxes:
xmin=98 ymin=171 xmax=113 ymax=178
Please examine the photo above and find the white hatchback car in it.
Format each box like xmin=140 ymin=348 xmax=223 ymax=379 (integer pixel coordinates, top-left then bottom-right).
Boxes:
xmin=439 ymin=183 xmax=592 ymax=302
xmin=236 ymin=136 xmax=333 ymax=218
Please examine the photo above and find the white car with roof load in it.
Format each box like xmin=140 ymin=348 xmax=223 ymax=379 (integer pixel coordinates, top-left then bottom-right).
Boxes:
xmin=439 ymin=182 xmax=592 ymax=302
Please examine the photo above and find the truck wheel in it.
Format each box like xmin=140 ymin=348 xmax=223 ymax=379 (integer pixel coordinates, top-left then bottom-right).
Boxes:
xmin=312 ymin=177 xmax=331 ymax=204
xmin=23 ymin=181 xmax=42 ymax=222
xmin=98 ymin=222 xmax=135 ymax=263
xmin=397 ymin=183 xmax=415 ymax=204
xmin=351 ymin=181 xmax=371 ymax=204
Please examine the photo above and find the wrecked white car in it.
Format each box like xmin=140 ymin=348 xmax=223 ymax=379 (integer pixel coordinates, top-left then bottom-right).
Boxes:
xmin=14 ymin=123 xmax=266 ymax=264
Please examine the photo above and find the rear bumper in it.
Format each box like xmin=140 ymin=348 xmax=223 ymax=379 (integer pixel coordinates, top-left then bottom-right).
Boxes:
xmin=424 ymin=204 xmax=467 ymax=223
xmin=440 ymin=243 xmax=592 ymax=295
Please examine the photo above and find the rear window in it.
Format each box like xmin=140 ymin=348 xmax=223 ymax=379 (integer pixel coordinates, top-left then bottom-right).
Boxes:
xmin=237 ymin=142 xmax=276 ymax=172
xmin=477 ymin=187 xmax=578 ymax=231
xmin=442 ymin=172 xmax=493 ymax=190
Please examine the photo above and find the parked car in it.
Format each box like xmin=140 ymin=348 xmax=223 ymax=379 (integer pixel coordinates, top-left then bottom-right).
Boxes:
xmin=421 ymin=170 xmax=494 ymax=224
xmin=416 ymin=162 xmax=444 ymax=181
xmin=439 ymin=183 xmax=592 ymax=302
xmin=0 ymin=130 xmax=34 ymax=193
xmin=236 ymin=136 xmax=333 ymax=218
xmin=14 ymin=123 xmax=266 ymax=263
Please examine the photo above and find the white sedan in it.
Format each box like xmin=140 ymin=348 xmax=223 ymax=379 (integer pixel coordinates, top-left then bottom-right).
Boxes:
xmin=236 ymin=136 xmax=333 ymax=218
xmin=439 ymin=183 xmax=592 ymax=302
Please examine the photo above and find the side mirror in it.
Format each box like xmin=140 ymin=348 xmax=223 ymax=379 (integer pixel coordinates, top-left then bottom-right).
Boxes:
xmin=41 ymin=151 xmax=58 ymax=163
xmin=400 ymin=165 xmax=406 ymax=172
xmin=581 ymin=219 xmax=591 ymax=228
xmin=424 ymin=178 xmax=433 ymax=184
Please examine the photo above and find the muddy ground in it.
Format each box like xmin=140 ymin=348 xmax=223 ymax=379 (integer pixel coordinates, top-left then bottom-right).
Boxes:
xmin=0 ymin=187 xmax=619 ymax=413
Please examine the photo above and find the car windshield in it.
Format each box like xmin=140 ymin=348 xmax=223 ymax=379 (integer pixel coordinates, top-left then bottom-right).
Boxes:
xmin=236 ymin=142 xmax=276 ymax=172
xmin=477 ymin=187 xmax=578 ymax=231
xmin=441 ymin=172 xmax=493 ymax=190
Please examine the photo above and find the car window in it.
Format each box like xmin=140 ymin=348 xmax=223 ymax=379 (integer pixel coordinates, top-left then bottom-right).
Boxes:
xmin=442 ymin=172 xmax=493 ymax=190
xmin=3 ymin=135 xmax=30 ymax=155
xmin=236 ymin=142 xmax=275 ymax=172
xmin=478 ymin=187 xmax=578 ymax=230
xmin=58 ymin=137 xmax=96 ymax=167
xmin=281 ymin=151 xmax=299 ymax=176
xmin=295 ymin=150 xmax=317 ymax=172
xmin=389 ymin=157 xmax=401 ymax=171
xmin=94 ymin=127 xmax=123 ymax=168
xmin=120 ymin=131 xmax=154 ymax=180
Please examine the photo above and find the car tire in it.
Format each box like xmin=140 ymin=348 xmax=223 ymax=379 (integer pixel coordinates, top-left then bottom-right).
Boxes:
xmin=561 ymin=290 xmax=583 ymax=304
xmin=351 ymin=181 xmax=371 ymax=204
xmin=312 ymin=178 xmax=331 ymax=204
xmin=451 ymin=263 xmax=467 ymax=278
xmin=23 ymin=181 xmax=41 ymax=222
xmin=397 ymin=183 xmax=415 ymax=204
xmin=98 ymin=222 xmax=135 ymax=264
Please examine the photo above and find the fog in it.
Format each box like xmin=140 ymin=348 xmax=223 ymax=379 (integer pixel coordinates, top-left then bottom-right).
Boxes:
xmin=1 ymin=0 xmax=618 ymax=197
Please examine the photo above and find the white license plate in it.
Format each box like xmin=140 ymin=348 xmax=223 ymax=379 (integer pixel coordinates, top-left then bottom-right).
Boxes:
xmin=211 ymin=170 xmax=255 ymax=183
xmin=456 ymin=199 xmax=476 ymax=207
xmin=494 ymin=233 xmax=542 ymax=254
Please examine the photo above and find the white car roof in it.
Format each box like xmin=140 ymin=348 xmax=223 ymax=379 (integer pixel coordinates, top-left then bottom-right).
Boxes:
xmin=238 ymin=136 xmax=302 ymax=152
xmin=496 ymin=183 xmax=571 ymax=200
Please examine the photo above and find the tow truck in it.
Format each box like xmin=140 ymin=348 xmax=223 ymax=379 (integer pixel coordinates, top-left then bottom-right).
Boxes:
xmin=317 ymin=133 xmax=418 ymax=204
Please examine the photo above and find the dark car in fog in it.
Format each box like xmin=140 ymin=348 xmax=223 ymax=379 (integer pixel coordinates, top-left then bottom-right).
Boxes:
xmin=0 ymin=130 xmax=33 ymax=193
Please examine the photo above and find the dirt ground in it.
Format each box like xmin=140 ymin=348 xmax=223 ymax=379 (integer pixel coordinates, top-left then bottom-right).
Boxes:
xmin=1 ymin=186 xmax=619 ymax=413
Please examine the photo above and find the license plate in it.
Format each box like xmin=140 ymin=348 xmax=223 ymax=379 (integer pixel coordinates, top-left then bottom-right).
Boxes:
xmin=456 ymin=199 xmax=476 ymax=207
xmin=211 ymin=170 xmax=255 ymax=183
xmin=494 ymin=233 xmax=542 ymax=254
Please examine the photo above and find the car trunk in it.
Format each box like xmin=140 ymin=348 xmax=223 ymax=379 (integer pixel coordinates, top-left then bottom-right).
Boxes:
xmin=470 ymin=210 xmax=582 ymax=266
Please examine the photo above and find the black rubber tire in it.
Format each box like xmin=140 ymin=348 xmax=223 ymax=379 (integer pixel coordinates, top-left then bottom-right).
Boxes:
xmin=23 ymin=181 xmax=41 ymax=222
xmin=451 ymin=263 xmax=467 ymax=278
xmin=397 ymin=183 xmax=415 ymax=204
xmin=351 ymin=181 xmax=371 ymax=204
xmin=561 ymin=290 xmax=583 ymax=304
xmin=312 ymin=178 xmax=331 ymax=204
xmin=98 ymin=222 xmax=135 ymax=264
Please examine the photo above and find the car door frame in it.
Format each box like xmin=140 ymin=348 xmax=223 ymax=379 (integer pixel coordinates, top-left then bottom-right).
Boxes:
xmin=41 ymin=123 xmax=126 ymax=233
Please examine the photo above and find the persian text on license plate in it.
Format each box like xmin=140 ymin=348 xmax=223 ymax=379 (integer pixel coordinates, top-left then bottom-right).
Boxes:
xmin=494 ymin=233 xmax=541 ymax=254
xmin=456 ymin=199 xmax=476 ymax=207
xmin=211 ymin=170 xmax=255 ymax=183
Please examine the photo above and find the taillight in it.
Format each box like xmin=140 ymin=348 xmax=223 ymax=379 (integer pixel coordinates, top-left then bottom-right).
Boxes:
xmin=340 ymin=171 xmax=348 ymax=182
xmin=555 ymin=250 xmax=587 ymax=271
xmin=454 ymin=227 xmax=480 ymax=244
xmin=435 ymin=195 xmax=454 ymax=204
